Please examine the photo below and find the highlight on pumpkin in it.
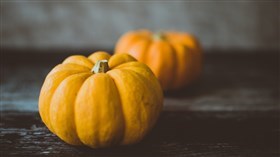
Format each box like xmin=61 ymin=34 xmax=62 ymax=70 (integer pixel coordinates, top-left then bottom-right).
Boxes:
xmin=115 ymin=29 xmax=203 ymax=91
xmin=38 ymin=51 xmax=163 ymax=148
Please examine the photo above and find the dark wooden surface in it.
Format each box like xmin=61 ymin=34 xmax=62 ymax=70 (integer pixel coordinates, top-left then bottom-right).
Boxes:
xmin=1 ymin=51 xmax=279 ymax=111
xmin=1 ymin=111 xmax=279 ymax=157
xmin=0 ymin=50 xmax=279 ymax=156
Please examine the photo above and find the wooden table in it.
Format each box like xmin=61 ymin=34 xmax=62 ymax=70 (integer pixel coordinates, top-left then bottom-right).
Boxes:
xmin=1 ymin=50 xmax=279 ymax=156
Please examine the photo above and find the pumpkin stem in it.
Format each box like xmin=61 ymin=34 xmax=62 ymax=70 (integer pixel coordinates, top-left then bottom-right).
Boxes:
xmin=153 ymin=31 xmax=165 ymax=40
xmin=92 ymin=60 xmax=109 ymax=73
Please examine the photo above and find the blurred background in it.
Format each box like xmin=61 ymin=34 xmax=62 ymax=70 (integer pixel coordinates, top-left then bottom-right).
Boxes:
xmin=0 ymin=1 xmax=279 ymax=111
xmin=2 ymin=1 xmax=279 ymax=52
xmin=1 ymin=1 xmax=280 ymax=111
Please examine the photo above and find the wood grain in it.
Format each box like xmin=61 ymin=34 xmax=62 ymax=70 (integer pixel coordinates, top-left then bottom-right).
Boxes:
xmin=1 ymin=111 xmax=279 ymax=157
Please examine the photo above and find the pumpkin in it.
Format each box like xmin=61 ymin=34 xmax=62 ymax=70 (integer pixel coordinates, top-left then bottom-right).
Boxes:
xmin=115 ymin=30 xmax=202 ymax=90
xmin=38 ymin=51 xmax=163 ymax=148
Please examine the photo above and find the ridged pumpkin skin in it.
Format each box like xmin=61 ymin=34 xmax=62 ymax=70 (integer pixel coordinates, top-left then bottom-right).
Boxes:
xmin=115 ymin=30 xmax=202 ymax=90
xmin=38 ymin=51 xmax=163 ymax=148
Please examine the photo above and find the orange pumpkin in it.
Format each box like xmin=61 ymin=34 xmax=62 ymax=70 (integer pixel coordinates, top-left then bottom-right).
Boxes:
xmin=115 ymin=30 xmax=202 ymax=90
xmin=38 ymin=51 xmax=163 ymax=148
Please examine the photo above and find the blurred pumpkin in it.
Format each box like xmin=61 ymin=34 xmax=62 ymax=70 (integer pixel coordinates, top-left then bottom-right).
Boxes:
xmin=38 ymin=51 xmax=163 ymax=148
xmin=115 ymin=30 xmax=202 ymax=90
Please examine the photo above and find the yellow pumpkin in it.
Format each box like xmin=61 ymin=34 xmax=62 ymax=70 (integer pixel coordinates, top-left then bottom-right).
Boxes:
xmin=38 ymin=51 xmax=163 ymax=148
xmin=115 ymin=30 xmax=202 ymax=90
